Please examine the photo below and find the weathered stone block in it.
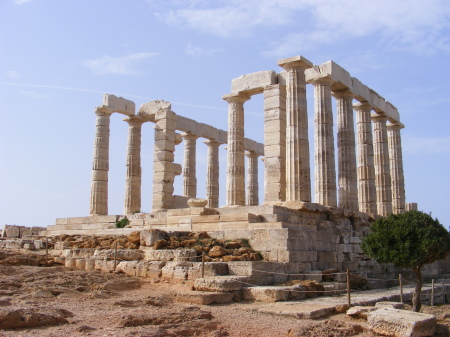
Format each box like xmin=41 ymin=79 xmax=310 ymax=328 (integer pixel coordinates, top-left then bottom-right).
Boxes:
xmin=242 ymin=286 xmax=289 ymax=302
xmin=102 ymin=94 xmax=135 ymax=116
xmin=193 ymin=276 xmax=246 ymax=292
xmin=140 ymin=229 xmax=167 ymax=247
xmin=231 ymin=70 xmax=277 ymax=95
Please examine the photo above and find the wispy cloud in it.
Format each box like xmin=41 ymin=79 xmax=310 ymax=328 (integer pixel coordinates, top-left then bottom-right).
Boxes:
xmin=13 ymin=0 xmax=32 ymax=4
xmin=152 ymin=0 xmax=450 ymax=57
xmin=185 ymin=43 xmax=223 ymax=56
xmin=20 ymin=91 xmax=50 ymax=99
xmin=403 ymin=135 xmax=450 ymax=155
xmin=84 ymin=52 xmax=159 ymax=75
xmin=5 ymin=71 xmax=19 ymax=79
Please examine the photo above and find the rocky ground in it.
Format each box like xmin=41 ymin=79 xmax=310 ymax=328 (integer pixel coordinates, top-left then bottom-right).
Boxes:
xmin=1 ymin=249 xmax=450 ymax=337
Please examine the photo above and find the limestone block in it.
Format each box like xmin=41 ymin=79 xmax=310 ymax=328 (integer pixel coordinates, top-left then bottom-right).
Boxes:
xmin=175 ymin=291 xmax=235 ymax=305
xmin=277 ymin=55 xmax=313 ymax=69
xmin=65 ymin=257 xmax=77 ymax=269
xmin=33 ymin=240 xmax=45 ymax=250
xmin=375 ymin=302 xmax=405 ymax=309
xmin=231 ymin=70 xmax=277 ymax=95
xmin=23 ymin=242 xmax=35 ymax=250
xmin=161 ymin=261 xmax=193 ymax=279
xmin=386 ymin=101 xmax=400 ymax=123
xmin=54 ymin=241 xmax=70 ymax=250
xmin=370 ymin=89 xmax=387 ymax=113
xmin=144 ymin=249 xmax=197 ymax=262
xmin=347 ymin=306 xmax=378 ymax=318
xmin=102 ymin=94 xmax=135 ymax=116
xmin=242 ymin=286 xmax=289 ymax=302
xmin=94 ymin=259 xmax=115 ymax=273
xmin=93 ymin=249 xmax=143 ymax=261
xmin=305 ymin=60 xmax=352 ymax=90
xmin=139 ymin=100 xmax=170 ymax=120
xmin=5 ymin=226 xmax=20 ymax=238
xmin=135 ymin=261 xmax=166 ymax=278
xmin=187 ymin=198 xmax=208 ymax=208
xmin=351 ymin=77 xmax=372 ymax=104
xmin=140 ymin=229 xmax=167 ymax=247
xmin=65 ymin=248 xmax=96 ymax=258
xmin=193 ymin=276 xmax=245 ymax=292
xmin=116 ymin=261 xmax=140 ymax=276
xmin=367 ymin=308 xmax=437 ymax=337
xmin=197 ymin=123 xmax=218 ymax=140
xmin=176 ymin=116 xmax=197 ymax=134
xmin=75 ymin=258 xmax=86 ymax=270
xmin=20 ymin=228 xmax=32 ymax=237
xmin=303 ymin=270 xmax=323 ymax=283
xmin=227 ymin=261 xmax=286 ymax=276
xmin=85 ymin=258 xmax=96 ymax=271
xmin=187 ymin=262 xmax=229 ymax=280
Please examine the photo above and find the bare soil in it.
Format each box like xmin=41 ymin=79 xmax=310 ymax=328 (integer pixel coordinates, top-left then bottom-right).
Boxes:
xmin=1 ymin=249 xmax=449 ymax=337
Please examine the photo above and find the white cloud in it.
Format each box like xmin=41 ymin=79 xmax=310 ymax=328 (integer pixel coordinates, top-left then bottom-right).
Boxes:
xmin=13 ymin=0 xmax=32 ymax=4
xmin=152 ymin=0 xmax=450 ymax=57
xmin=403 ymin=135 xmax=450 ymax=155
xmin=84 ymin=52 xmax=159 ymax=75
xmin=20 ymin=91 xmax=50 ymax=99
xmin=185 ymin=43 xmax=223 ymax=56
xmin=5 ymin=71 xmax=19 ymax=79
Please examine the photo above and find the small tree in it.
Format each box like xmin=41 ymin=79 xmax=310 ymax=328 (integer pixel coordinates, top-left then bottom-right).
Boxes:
xmin=361 ymin=210 xmax=450 ymax=312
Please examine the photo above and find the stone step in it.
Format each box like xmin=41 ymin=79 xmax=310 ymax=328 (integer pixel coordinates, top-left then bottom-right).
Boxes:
xmin=175 ymin=291 xmax=238 ymax=305
xmin=193 ymin=276 xmax=249 ymax=292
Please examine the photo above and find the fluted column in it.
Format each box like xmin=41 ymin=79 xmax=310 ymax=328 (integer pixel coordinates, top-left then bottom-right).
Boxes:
xmin=90 ymin=107 xmax=113 ymax=215
xmin=278 ymin=56 xmax=312 ymax=202
xmin=372 ymin=114 xmax=393 ymax=216
xmin=204 ymin=139 xmax=220 ymax=208
xmin=333 ymin=90 xmax=358 ymax=210
xmin=311 ymin=77 xmax=337 ymax=207
xmin=387 ymin=123 xmax=406 ymax=214
xmin=354 ymin=102 xmax=377 ymax=216
xmin=123 ymin=116 xmax=144 ymax=214
xmin=182 ymin=133 xmax=199 ymax=199
xmin=246 ymin=151 xmax=259 ymax=206
xmin=223 ymin=93 xmax=250 ymax=206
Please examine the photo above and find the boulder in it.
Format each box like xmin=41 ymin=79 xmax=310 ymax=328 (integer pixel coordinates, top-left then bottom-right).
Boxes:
xmin=367 ymin=308 xmax=437 ymax=337
xmin=127 ymin=231 xmax=141 ymax=244
xmin=103 ymin=278 xmax=141 ymax=291
xmin=347 ymin=306 xmax=378 ymax=318
xmin=208 ymin=246 xmax=228 ymax=258
xmin=0 ymin=308 xmax=72 ymax=329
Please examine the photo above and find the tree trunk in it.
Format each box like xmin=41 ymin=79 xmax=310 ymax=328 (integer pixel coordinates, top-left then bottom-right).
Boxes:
xmin=412 ymin=266 xmax=422 ymax=312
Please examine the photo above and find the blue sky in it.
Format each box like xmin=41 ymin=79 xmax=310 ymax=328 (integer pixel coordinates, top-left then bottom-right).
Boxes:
xmin=1 ymin=0 xmax=449 ymax=229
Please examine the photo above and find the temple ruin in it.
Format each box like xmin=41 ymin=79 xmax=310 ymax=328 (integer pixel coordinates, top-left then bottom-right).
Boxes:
xmin=44 ymin=55 xmax=438 ymax=284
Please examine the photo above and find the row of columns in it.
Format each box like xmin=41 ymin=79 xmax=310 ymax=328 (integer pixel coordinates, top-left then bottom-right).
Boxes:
xmin=89 ymin=108 xmax=261 ymax=215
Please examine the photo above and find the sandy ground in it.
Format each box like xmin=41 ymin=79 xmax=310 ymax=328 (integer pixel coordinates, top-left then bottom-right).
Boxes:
xmin=0 ymin=249 xmax=449 ymax=337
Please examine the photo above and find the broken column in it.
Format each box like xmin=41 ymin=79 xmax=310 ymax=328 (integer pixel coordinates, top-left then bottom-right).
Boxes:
xmin=123 ymin=115 xmax=145 ymax=214
xmin=182 ymin=133 xmax=199 ymax=199
xmin=223 ymin=92 xmax=250 ymax=206
xmin=263 ymin=84 xmax=287 ymax=204
xmin=372 ymin=114 xmax=393 ymax=216
xmin=204 ymin=139 xmax=220 ymax=208
xmin=246 ymin=151 xmax=259 ymax=206
xmin=354 ymin=102 xmax=377 ymax=216
xmin=278 ymin=56 xmax=313 ymax=202
xmin=387 ymin=122 xmax=406 ymax=214
xmin=333 ymin=90 xmax=358 ymax=210
xmin=90 ymin=107 xmax=112 ymax=215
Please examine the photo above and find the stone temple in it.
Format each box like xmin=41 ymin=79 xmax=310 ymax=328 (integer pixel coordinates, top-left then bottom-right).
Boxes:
xmin=44 ymin=55 xmax=446 ymax=283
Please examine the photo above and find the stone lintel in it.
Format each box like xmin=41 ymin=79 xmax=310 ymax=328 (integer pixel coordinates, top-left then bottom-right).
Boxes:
xmin=123 ymin=115 xmax=145 ymax=124
xmin=385 ymin=101 xmax=401 ymax=123
xmin=231 ymin=70 xmax=277 ymax=95
xmin=305 ymin=60 xmax=352 ymax=91
xmin=102 ymin=94 xmax=135 ymax=116
xmin=351 ymin=77 xmax=372 ymax=104
xmin=369 ymin=89 xmax=387 ymax=114
xmin=277 ymin=55 xmax=314 ymax=70
xmin=138 ymin=100 xmax=171 ymax=121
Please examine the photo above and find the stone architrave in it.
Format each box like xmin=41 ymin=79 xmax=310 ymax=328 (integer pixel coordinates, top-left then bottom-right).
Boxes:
xmin=182 ymin=133 xmax=199 ymax=199
xmin=333 ymin=90 xmax=358 ymax=210
xmin=223 ymin=92 xmax=250 ymax=206
xmin=311 ymin=77 xmax=337 ymax=207
xmin=372 ymin=114 xmax=393 ymax=216
xmin=90 ymin=107 xmax=113 ymax=215
xmin=123 ymin=116 xmax=145 ymax=214
xmin=278 ymin=56 xmax=313 ymax=202
xmin=152 ymin=108 xmax=182 ymax=210
xmin=246 ymin=151 xmax=259 ymax=206
xmin=354 ymin=102 xmax=377 ymax=216
xmin=204 ymin=139 xmax=220 ymax=208
xmin=263 ymin=84 xmax=287 ymax=204
xmin=387 ymin=123 xmax=406 ymax=214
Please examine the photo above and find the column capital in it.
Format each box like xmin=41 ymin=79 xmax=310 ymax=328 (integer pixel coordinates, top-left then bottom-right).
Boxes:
xmin=371 ymin=114 xmax=388 ymax=123
xmin=387 ymin=122 xmax=405 ymax=131
xmin=353 ymin=101 xmax=373 ymax=112
xmin=332 ymin=89 xmax=354 ymax=100
xmin=222 ymin=92 xmax=251 ymax=103
xmin=181 ymin=132 xmax=199 ymax=141
xmin=123 ymin=115 xmax=145 ymax=125
xmin=277 ymin=55 xmax=313 ymax=71
xmin=204 ymin=139 xmax=221 ymax=147
xmin=308 ymin=76 xmax=334 ymax=87
xmin=95 ymin=106 xmax=113 ymax=116
xmin=245 ymin=151 xmax=259 ymax=159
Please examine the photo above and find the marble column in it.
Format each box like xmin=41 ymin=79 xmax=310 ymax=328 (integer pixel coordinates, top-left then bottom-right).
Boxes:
xmin=204 ymin=139 xmax=220 ymax=208
xmin=90 ymin=107 xmax=113 ymax=215
xmin=311 ymin=77 xmax=337 ymax=207
xmin=354 ymin=102 xmax=377 ymax=216
xmin=246 ymin=151 xmax=259 ymax=206
xmin=263 ymin=84 xmax=286 ymax=204
xmin=278 ymin=56 xmax=312 ymax=202
xmin=372 ymin=114 xmax=393 ymax=216
xmin=223 ymin=92 xmax=250 ymax=206
xmin=123 ymin=116 xmax=144 ymax=214
xmin=387 ymin=123 xmax=406 ymax=214
xmin=182 ymin=133 xmax=199 ymax=199
xmin=333 ymin=90 xmax=358 ymax=210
